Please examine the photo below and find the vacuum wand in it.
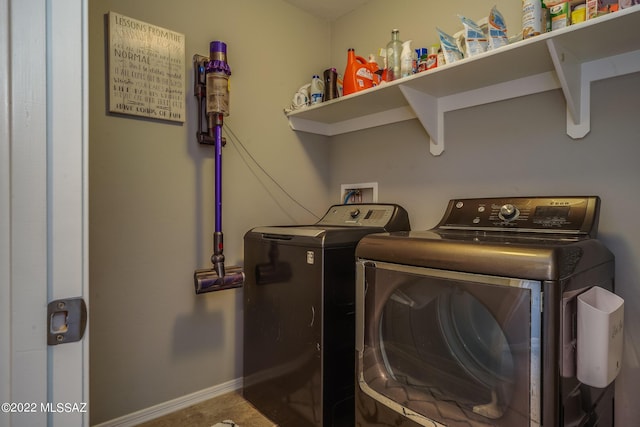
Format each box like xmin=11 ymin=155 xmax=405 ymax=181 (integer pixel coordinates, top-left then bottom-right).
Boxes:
xmin=211 ymin=112 xmax=226 ymax=279
xmin=193 ymin=41 xmax=244 ymax=294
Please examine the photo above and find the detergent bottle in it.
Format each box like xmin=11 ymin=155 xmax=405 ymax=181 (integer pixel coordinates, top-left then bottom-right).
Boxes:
xmin=310 ymin=74 xmax=324 ymax=104
xmin=343 ymin=48 xmax=374 ymax=96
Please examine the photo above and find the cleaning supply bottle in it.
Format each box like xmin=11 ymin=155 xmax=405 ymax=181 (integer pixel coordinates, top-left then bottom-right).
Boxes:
xmin=367 ymin=54 xmax=381 ymax=86
xmin=343 ymin=48 xmax=374 ymax=96
xmin=310 ymin=74 xmax=324 ymax=104
xmin=378 ymin=47 xmax=388 ymax=82
xmin=385 ymin=29 xmax=402 ymax=82
xmin=522 ymin=0 xmax=542 ymax=39
xmin=400 ymin=40 xmax=413 ymax=78
xmin=427 ymin=44 xmax=439 ymax=69
xmin=416 ymin=48 xmax=427 ymax=72
xmin=323 ymin=68 xmax=338 ymax=100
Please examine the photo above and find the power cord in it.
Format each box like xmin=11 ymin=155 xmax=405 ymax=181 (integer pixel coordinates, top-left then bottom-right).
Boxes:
xmin=224 ymin=124 xmax=321 ymax=221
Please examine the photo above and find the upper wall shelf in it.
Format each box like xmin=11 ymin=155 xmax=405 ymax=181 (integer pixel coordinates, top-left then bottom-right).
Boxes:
xmin=286 ymin=7 xmax=640 ymax=156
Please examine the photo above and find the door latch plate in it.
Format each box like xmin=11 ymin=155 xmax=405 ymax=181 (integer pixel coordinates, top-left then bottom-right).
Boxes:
xmin=47 ymin=297 xmax=87 ymax=345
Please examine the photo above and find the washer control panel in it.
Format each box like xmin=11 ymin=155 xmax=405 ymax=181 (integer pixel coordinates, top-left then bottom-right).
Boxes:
xmin=317 ymin=203 xmax=410 ymax=230
xmin=438 ymin=196 xmax=600 ymax=235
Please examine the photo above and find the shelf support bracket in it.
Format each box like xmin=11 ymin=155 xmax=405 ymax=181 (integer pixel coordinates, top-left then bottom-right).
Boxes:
xmin=399 ymin=85 xmax=444 ymax=156
xmin=547 ymin=38 xmax=589 ymax=138
xmin=549 ymin=40 xmax=640 ymax=140
xmin=400 ymin=72 xmax=559 ymax=157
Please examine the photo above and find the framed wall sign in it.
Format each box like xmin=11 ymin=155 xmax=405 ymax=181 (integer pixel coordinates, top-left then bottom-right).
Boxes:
xmin=108 ymin=12 xmax=186 ymax=122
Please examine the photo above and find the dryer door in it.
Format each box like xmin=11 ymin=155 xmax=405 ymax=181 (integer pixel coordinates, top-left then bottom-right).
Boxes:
xmin=356 ymin=262 xmax=541 ymax=427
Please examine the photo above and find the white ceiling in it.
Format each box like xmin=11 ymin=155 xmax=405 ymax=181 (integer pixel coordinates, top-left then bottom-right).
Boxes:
xmin=283 ymin=0 xmax=370 ymax=20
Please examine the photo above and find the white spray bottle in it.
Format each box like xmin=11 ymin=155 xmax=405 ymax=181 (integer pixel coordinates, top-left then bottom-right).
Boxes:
xmin=400 ymin=40 xmax=413 ymax=78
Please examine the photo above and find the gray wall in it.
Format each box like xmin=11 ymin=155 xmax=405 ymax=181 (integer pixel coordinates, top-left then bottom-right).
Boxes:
xmin=89 ymin=0 xmax=640 ymax=425
xmin=327 ymin=1 xmax=640 ymax=426
xmin=88 ymin=0 xmax=331 ymax=424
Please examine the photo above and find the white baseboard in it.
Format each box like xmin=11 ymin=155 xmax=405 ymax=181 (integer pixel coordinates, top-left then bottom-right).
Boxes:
xmin=93 ymin=377 xmax=242 ymax=427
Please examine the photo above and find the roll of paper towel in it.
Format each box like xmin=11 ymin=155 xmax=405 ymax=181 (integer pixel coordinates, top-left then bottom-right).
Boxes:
xmin=576 ymin=286 xmax=624 ymax=388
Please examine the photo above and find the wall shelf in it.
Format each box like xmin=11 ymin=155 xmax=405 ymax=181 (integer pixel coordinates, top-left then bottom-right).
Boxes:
xmin=286 ymin=7 xmax=640 ymax=156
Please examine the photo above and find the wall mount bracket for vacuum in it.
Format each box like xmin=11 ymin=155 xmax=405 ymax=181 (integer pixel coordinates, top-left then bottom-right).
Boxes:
xmin=193 ymin=54 xmax=226 ymax=147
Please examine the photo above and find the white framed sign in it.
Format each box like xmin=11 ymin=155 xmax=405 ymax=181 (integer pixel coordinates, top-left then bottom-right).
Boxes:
xmin=108 ymin=12 xmax=185 ymax=122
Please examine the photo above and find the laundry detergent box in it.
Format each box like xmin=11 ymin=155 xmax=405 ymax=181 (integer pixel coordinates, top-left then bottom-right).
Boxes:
xmin=549 ymin=1 xmax=571 ymax=29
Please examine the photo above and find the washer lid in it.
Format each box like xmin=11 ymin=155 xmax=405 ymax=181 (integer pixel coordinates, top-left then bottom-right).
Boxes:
xmin=245 ymin=203 xmax=410 ymax=246
xmin=250 ymin=226 xmax=325 ymax=238
xmin=248 ymin=225 xmax=390 ymax=247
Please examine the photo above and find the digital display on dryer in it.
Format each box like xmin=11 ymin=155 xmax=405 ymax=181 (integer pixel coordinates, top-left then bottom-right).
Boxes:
xmin=532 ymin=206 xmax=572 ymax=228
xmin=533 ymin=206 xmax=570 ymax=219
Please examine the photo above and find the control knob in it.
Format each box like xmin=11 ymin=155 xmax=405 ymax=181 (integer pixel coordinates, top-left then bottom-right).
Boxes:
xmin=499 ymin=204 xmax=519 ymax=221
xmin=350 ymin=208 xmax=360 ymax=218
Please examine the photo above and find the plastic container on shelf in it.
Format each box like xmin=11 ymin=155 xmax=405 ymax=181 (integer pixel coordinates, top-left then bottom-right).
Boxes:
xmin=343 ymin=48 xmax=374 ymax=96
xmin=310 ymin=74 xmax=324 ymax=105
xmin=367 ymin=54 xmax=382 ymax=86
xmin=400 ymin=40 xmax=413 ymax=78
xmin=523 ymin=0 xmax=543 ymax=38
xmin=572 ymin=4 xmax=586 ymax=24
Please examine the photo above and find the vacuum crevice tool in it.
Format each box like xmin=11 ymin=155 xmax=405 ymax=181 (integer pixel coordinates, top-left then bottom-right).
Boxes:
xmin=193 ymin=40 xmax=244 ymax=294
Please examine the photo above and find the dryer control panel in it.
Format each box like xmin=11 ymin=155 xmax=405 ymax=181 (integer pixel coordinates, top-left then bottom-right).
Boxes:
xmin=437 ymin=196 xmax=600 ymax=236
xmin=317 ymin=203 xmax=410 ymax=230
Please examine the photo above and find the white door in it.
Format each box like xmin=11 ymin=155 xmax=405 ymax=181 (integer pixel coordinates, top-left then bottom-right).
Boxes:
xmin=0 ymin=0 xmax=89 ymax=426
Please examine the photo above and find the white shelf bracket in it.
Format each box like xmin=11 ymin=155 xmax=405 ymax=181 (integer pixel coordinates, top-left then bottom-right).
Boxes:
xmin=548 ymin=41 xmax=640 ymax=140
xmin=547 ymin=38 xmax=590 ymax=139
xmin=399 ymin=85 xmax=444 ymax=156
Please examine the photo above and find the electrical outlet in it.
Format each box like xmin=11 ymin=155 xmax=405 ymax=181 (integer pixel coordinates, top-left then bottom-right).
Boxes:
xmin=340 ymin=182 xmax=378 ymax=204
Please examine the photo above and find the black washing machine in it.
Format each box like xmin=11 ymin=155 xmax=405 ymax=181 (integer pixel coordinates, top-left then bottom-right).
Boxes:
xmin=243 ymin=203 xmax=410 ymax=427
xmin=355 ymin=196 xmax=619 ymax=427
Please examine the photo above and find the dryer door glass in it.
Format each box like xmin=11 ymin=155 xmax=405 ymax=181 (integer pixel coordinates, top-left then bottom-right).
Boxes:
xmin=359 ymin=264 xmax=541 ymax=427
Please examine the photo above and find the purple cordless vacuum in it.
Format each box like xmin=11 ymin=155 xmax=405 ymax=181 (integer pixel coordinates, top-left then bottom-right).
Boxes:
xmin=193 ymin=41 xmax=244 ymax=293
